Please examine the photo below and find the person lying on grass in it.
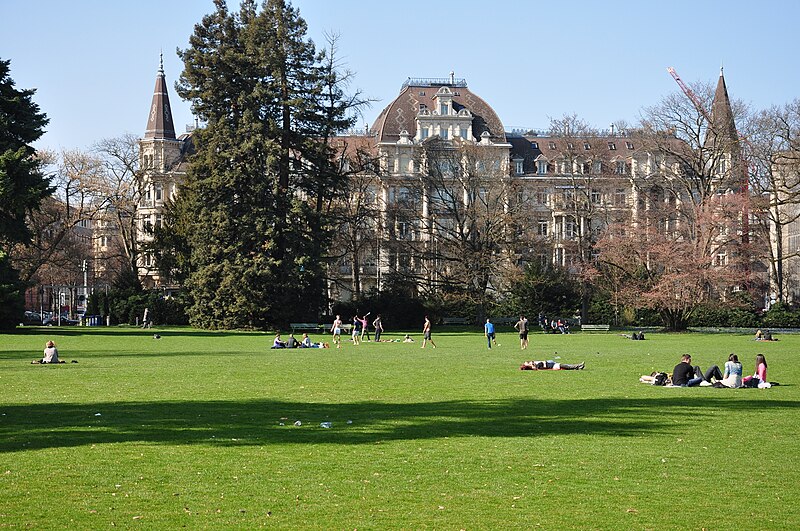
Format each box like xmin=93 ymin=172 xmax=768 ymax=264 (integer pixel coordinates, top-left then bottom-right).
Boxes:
xmin=520 ymin=359 xmax=584 ymax=370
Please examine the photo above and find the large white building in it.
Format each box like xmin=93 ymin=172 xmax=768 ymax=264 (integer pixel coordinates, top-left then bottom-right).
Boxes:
xmin=134 ymin=67 xmax=756 ymax=305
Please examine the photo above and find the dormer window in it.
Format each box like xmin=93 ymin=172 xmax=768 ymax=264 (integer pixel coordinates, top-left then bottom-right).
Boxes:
xmin=440 ymin=102 xmax=448 ymax=115
xmin=608 ymin=142 xmax=617 ymax=150
xmin=549 ymin=141 xmax=556 ymax=149
xmin=584 ymin=142 xmax=591 ymax=150
xmin=625 ymin=141 xmax=634 ymax=150
xmin=567 ymin=142 xmax=574 ymax=149
xmin=615 ymin=161 xmax=627 ymax=174
xmin=515 ymin=160 xmax=524 ymax=175
xmin=530 ymin=141 xmax=538 ymax=149
xmin=537 ymin=160 xmax=548 ymax=175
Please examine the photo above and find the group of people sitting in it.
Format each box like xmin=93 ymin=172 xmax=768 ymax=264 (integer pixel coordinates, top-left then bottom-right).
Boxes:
xmin=754 ymin=329 xmax=778 ymax=341
xmin=641 ymin=353 xmax=772 ymax=388
xmin=623 ymin=331 xmax=646 ymax=340
xmin=539 ymin=316 xmax=570 ymax=334
xmin=271 ymin=333 xmax=329 ymax=349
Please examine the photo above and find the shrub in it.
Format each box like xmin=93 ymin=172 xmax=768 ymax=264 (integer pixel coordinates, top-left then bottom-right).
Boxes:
xmin=762 ymin=303 xmax=800 ymax=328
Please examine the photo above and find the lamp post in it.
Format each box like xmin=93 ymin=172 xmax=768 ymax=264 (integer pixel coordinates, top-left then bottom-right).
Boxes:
xmin=82 ymin=260 xmax=88 ymax=325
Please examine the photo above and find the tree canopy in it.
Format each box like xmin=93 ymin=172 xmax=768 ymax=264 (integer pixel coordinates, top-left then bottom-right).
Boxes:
xmin=168 ymin=0 xmax=359 ymax=328
xmin=0 ymin=58 xmax=51 ymax=328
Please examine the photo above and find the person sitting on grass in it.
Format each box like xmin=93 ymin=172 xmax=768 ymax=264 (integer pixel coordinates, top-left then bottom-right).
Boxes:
xmin=520 ymin=359 xmax=584 ymax=370
xmin=286 ymin=334 xmax=299 ymax=348
xmin=299 ymin=333 xmax=328 ymax=348
xmin=271 ymin=334 xmax=287 ymax=349
xmin=716 ymin=353 xmax=743 ymax=388
xmin=300 ymin=333 xmax=313 ymax=348
xmin=32 ymin=340 xmax=64 ymax=364
xmin=403 ymin=334 xmax=414 ymax=343
xmin=742 ymin=354 xmax=771 ymax=388
xmin=672 ymin=354 xmax=722 ymax=386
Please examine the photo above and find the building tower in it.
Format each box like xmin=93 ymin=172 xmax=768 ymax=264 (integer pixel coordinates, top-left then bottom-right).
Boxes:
xmin=137 ymin=54 xmax=192 ymax=289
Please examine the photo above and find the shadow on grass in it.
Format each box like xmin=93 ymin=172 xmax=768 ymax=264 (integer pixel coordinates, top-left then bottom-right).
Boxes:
xmin=2 ymin=396 xmax=796 ymax=452
xmin=12 ymin=327 xmax=268 ymax=338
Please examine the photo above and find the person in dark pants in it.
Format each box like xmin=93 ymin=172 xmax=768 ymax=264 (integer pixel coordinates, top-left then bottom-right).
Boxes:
xmin=484 ymin=318 xmax=498 ymax=349
xmin=372 ymin=314 xmax=383 ymax=342
xmin=672 ymin=354 xmax=722 ymax=386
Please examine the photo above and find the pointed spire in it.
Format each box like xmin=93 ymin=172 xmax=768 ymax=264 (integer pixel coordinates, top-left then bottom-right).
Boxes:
xmin=144 ymin=55 xmax=176 ymax=140
xmin=709 ymin=68 xmax=738 ymax=145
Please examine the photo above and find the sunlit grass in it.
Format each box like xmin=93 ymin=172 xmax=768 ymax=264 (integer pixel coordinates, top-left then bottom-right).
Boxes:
xmin=1 ymin=326 xmax=798 ymax=528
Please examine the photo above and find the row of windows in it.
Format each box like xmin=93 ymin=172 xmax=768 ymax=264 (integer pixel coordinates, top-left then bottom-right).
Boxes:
xmin=534 ymin=160 xmax=628 ymax=175
xmin=530 ymin=140 xmax=635 ymax=151
xmin=520 ymin=188 xmax=628 ymax=207
xmin=419 ymin=125 xmax=471 ymax=141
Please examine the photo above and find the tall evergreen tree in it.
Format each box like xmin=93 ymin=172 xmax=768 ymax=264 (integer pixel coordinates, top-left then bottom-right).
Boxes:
xmin=0 ymin=58 xmax=51 ymax=328
xmin=173 ymin=0 xmax=358 ymax=328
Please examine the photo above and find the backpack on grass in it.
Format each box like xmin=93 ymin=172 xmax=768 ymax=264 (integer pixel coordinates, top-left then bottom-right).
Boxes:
xmin=652 ymin=372 xmax=669 ymax=386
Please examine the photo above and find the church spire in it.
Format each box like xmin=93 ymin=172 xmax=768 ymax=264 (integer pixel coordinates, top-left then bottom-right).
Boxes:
xmin=144 ymin=54 xmax=176 ymax=140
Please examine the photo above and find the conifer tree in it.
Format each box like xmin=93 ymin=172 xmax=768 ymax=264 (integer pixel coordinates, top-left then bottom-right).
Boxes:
xmin=0 ymin=58 xmax=51 ymax=328
xmin=173 ymin=0 xmax=358 ymax=328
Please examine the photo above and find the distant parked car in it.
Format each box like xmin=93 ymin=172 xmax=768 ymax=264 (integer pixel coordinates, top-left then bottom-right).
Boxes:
xmin=23 ymin=311 xmax=42 ymax=325
xmin=43 ymin=314 xmax=79 ymax=326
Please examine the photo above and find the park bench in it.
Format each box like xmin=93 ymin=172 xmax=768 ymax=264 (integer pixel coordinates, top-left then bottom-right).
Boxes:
xmin=581 ymin=324 xmax=610 ymax=332
xmin=290 ymin=322 xmax=322 ymax=333
xmin=442 ymin=317 xmax=470 ymax=325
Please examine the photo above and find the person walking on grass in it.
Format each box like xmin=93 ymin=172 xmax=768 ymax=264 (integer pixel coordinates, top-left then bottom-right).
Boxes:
xmin=514 ymin=315 xmax=529 ymax=350
xmin=331 ymin=315 xmax=343 ymax=349
xmin=484 ymin=318 xmax=498 ymax=349
xmin=421 ymin=315 xmax=436 ymax=349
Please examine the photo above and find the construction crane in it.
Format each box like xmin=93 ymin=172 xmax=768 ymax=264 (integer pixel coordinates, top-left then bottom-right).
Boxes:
xmin=667 ymin=67 xmax=714 ymax=124
xmin=667 ymin=66 xmax=750 ymax=246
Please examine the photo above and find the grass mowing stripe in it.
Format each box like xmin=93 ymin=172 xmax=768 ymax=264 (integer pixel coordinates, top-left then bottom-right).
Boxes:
xmin=1 ymin=327 xmax=798 ymax=528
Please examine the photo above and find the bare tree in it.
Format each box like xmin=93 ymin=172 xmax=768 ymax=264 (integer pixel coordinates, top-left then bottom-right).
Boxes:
xmin=12 ymin=149 xmax=103 ymax=285
xmin=327 ymin=140 xmax=382 ymax=300
xmin=402 ymin=137 xmax=531 ymax=318
xmin=592 ymin=80 xmax=752 ymax=329
xmin=747 ymin=100 xmax=800 ymax=302
xmin=91 ymin=133 xmax=146 ymax=281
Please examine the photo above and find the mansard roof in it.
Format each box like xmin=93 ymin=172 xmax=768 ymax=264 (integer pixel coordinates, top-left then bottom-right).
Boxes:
xmin=144 ymin=55 xmax=176 ymax=140
xmin=371 ymin=77 xmax=506 ymax=144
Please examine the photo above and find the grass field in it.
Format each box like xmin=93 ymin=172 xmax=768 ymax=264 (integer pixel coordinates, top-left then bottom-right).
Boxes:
xmin=1 ymin=326 xmax=798 ymax=529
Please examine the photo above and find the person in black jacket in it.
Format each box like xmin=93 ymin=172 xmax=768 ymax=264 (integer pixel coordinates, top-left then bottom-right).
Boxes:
xmin=672 ymin=354 xmax=722 ymax=386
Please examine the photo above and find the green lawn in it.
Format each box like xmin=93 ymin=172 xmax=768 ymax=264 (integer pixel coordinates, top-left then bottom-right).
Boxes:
xmin=1 ymin=326 xmax=798 ymax=529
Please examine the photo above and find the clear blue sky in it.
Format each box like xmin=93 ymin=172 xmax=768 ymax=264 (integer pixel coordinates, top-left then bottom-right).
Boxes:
xmin=3 ymin=0 xmax=798 ymax=152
